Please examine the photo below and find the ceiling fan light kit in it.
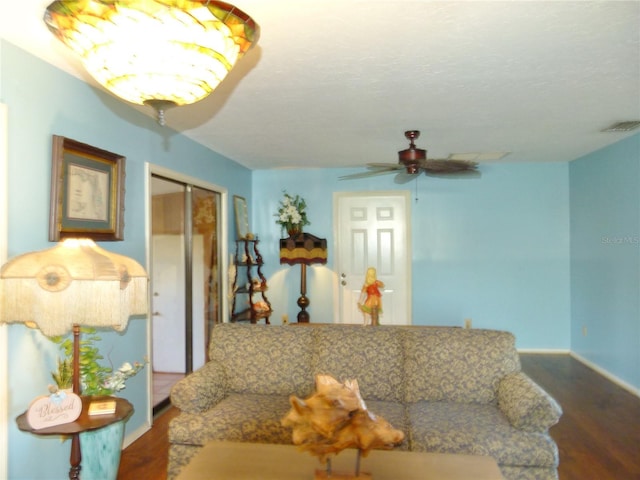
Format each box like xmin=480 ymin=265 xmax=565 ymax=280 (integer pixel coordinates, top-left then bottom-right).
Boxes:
xmin=43 ymin=0 xmax=260 ymax=125
xmin=398 ymin=130 xmax=426 ymax=173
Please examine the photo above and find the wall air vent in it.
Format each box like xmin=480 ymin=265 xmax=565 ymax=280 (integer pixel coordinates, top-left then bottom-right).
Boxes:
xmin=601 ymin=121 xmax=640 ymax=132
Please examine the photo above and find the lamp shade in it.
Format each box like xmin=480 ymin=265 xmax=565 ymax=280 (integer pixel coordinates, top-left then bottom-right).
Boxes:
xmin=43 ymin=0 xmax=260 ymax=123
xmin=280 ymin=233 xmax=328 ymax=266
xmin=0 ymin=238 xmax=148 ymax=336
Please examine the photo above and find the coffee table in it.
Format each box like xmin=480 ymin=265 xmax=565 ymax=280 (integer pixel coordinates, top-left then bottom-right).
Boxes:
xmin=176 ymin=441 xmax=504 ymax=480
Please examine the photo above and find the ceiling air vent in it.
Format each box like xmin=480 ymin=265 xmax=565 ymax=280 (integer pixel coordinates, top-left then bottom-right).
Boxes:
xmin=601 ymin=121 xmax=640 ymax=132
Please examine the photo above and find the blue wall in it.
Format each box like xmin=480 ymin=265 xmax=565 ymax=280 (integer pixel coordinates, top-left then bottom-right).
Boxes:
xmin=252 ymin=162 xmax=571 ymax=350
xmin=1 ymin=40 xmax=251 ymax=479
xmin=570 ymin=133 xmax=640 ymax=391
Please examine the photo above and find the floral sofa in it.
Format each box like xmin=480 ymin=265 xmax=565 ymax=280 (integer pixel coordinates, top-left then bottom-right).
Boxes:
xmin=168 ymin=324 xmax=562 ymax=480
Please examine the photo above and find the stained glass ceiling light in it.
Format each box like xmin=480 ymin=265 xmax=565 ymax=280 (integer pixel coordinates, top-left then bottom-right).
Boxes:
xmin=44 ymin=1 xmax=260 ymax=125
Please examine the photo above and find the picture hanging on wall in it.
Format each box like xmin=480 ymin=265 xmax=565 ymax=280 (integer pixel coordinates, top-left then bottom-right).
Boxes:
xmin=48 ymin=135 xmax=126 ymax=241
xmin=233 ymin=195 xmax=250 ymax=240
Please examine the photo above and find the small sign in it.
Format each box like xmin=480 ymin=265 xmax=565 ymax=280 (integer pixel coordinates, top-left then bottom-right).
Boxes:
xmin=26 ymin=391 xmax=82 ymax=430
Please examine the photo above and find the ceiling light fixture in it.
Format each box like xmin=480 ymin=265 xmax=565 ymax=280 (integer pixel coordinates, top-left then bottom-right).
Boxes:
xmin=44 ymin=0 xmax=260 ymax=125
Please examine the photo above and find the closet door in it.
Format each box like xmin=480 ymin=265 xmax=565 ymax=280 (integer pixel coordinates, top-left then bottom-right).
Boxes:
xmin=150 ymin=174 xmax=223 ymax=409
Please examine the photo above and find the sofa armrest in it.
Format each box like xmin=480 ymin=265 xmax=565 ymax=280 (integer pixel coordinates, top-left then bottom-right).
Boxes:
xmin=497 ymin=371 xmax=562 ymax=432
xmin=170 ymin=361 xmax=228 ymax=413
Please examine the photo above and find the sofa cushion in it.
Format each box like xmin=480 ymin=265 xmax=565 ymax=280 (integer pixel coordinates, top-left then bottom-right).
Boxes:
xmin=500 ymin=466 xmax=559 ymax=480
xmin=311 ymin=325 xmax=405 ymax=402
xmin=209 ymin=324 xmax=316 ymax=397
xmin=169 ymin=394 xmax=293 ymax=446
xmin=407 ymin=401 xmax=559 ymax=467
xmin=364 ymin=400 xmax=410 ymax=451
xmin=403 ymin=328 xmax=520 ymax=403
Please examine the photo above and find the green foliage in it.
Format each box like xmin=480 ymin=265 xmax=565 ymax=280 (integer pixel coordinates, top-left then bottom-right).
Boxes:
xmin=51 ymin=327 xmax=145 ymax=395
xmin=51 ymin=357 xmax=73 ymax=390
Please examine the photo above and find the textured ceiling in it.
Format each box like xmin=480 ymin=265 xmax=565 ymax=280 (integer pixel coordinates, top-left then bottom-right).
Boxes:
xmin=1 ymin=1 xmax=639 ymax=170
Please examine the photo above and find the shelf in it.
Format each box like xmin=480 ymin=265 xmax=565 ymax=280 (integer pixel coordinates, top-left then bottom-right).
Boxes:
xmin=235 ymin=285 xmax=268 ymax=295
xmin=231 ymin=308 xmax=273 ymax=323
xmin=231 ymin=238 xmax=271 ymax=324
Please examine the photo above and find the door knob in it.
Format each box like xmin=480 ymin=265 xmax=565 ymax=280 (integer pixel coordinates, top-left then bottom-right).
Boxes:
xmin=341 ymin=280 xmax=347 ymax=286
xmin=341 ymin=273 xmax=346 ymax=278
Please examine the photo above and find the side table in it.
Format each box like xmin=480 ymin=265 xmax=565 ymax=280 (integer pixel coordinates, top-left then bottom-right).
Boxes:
xmin=16 ymin=395 xmax=133 ymax=480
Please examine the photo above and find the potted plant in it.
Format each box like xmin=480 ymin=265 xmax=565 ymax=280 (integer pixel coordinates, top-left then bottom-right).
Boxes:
xmin=51 ymin=327 xmax=145 ymax=395
xmin=275 ymin=191 xmax=310 ymax=236
xmin=51 ymin=357 xmax=74 ymax=392
xmin=50 ymin=327 xmax=146 ymax=480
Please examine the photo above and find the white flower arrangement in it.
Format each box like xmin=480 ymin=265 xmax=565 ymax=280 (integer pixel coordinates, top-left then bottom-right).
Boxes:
xmin=275 ymin=191 xmax=310 ymax=235
xmin=102 ymin=362 xmax=144 ymax=394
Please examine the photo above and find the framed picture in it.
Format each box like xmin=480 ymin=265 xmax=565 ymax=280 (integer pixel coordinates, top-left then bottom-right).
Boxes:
xmin=49 ymin=135 xmax=126 ymax=241
xmin=233 ymin=195 xmax=250 ymax=240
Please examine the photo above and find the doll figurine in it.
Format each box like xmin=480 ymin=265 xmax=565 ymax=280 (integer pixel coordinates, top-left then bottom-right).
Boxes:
xmin=357 ymin=267 xmax=384 ymax=325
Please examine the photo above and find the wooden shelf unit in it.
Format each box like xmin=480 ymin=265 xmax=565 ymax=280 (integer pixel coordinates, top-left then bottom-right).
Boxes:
xmin=230 ymin=238 xmax=272 ymax=324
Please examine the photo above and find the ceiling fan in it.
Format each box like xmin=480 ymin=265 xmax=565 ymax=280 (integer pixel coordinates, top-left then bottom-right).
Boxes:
xmin=339 ymin=130 xmax=480 ymax=183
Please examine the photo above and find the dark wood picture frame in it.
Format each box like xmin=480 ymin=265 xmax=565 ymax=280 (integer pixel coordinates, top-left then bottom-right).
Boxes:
xmin=49 ymin=135 xmax=126 ymax=241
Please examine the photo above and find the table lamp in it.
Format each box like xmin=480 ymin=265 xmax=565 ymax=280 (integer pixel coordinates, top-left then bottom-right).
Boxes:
xmin=0 ymin=237 xmax=148 ymax=479
xmin=279 ymin=233 xmax=327 ymax=323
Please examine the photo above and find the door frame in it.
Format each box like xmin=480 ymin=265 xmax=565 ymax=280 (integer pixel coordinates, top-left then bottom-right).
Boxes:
xmin=145 ymin=163 xmax=228 ymax=418
xmin=0 ymin=103 xmax=8 ymax=480
xmin=332 ymin=190 xmax=412 ymax=325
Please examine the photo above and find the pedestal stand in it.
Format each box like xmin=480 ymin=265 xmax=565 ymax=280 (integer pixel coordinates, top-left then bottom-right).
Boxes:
xmin=16 ymin=396 xmax=133 ymax=479
xmin=297 ymin=264 xmax=310 ymax=323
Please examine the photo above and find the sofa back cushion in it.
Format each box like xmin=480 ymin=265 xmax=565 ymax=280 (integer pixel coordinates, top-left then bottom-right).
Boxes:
xmin=311 ymin=325 xmax=405 ymax=402
xmin=403 ymin=328 xmax=520 ymax=404
xmin=209 ymin=324 xmax=315 ymax=397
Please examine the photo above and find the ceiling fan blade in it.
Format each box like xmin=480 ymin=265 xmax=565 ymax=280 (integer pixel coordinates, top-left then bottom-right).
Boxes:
xmin=394 ymin=172 xmax=420 ymax=184
xmin=339 ymin=168 xmax=398 ymax=180
xmin=424 ymin=170 xmax=482 ymax=179
xmin=420 ymin=159 xmax=479 ymax=174
xmin=367 ymin=162 xmax=404 ymax=170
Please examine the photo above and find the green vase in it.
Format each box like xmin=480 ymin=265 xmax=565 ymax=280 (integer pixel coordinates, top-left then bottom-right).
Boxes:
xmin=79 ymin=420 xmax=125 ymax=480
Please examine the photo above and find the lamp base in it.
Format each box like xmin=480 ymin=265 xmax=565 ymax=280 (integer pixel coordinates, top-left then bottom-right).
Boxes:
xmin=297 ymin=294 xmax=310 ymax=323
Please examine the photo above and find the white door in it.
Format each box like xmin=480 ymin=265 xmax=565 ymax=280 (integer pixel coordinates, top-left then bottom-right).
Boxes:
xmin=334 ymin=191 xmax=411 ymax=325
xmin=152 ymin=234 xmax=206 ymax=372
xmin=152 ymin=235 xmax=186 ymax=372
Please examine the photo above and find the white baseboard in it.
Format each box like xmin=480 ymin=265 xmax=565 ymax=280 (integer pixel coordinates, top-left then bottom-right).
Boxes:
xmin=570 ymin=351 xmax=640 ymax=399
xmin=517 ymin=348 xmax=570 ymax=354
xmin=123 ymin=422 xmax=151 ymax=450
xmin=517 ymin=348 xmax=640 ymax=399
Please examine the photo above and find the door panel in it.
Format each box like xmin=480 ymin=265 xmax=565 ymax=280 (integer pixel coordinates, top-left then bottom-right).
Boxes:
xmin=152 ymin=235 xmax=186 ymax=372
xmin=336 ymin=192 xmax=411 ymax=325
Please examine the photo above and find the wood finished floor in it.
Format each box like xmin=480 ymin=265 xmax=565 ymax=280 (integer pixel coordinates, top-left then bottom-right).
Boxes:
xmin=118 ymin=354 xmax=640 ymax=479
xmin=153 ymin=372 xmax=185 ymax=409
